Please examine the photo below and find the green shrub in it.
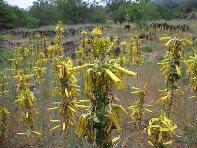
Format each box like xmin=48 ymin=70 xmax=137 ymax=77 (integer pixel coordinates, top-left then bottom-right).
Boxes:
xmin=142 ymin=46 xmax=153 ymax=52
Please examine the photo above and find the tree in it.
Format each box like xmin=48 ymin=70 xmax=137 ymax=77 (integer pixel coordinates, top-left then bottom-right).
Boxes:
xmin=0 ymin=0 xmax=38 ymax=28
xmin=56 ymin=0 xmax=105 ymax=24
xmin=29 ymin=0 xmax=58 ymax=26
xmin=110 ymin=0 xmax=160 ymax=24
xmin=56 ymin=0 xmax=88 ymax=24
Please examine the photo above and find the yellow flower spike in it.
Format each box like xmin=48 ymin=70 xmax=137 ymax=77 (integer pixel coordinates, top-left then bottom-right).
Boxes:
xmin=120 ymin=41 xmax=127 ymax=46
xmin=81 ymin=30 xmax=87 ymax=35
xmin=128 ymin=83 xmax=151 ymax=130
xmin=107 ymin=37 xmax=118 ymax=54
xmin=50 ymin=57 xmax=81 ymax=133
xmin=55 ymin=21 xmax=64 ymax=34
xmin=65 ymin=88 xmax=69 ymax=97
xmin=147 ymin=110 xmax=177 ymax=146
xmin=65 ymin=57 xmax=73 ymax=68
xmin=183 ymin=39 xmax=193 ymax=45
xmin=74 ymin=23 xmax=138 ymax=146
xmin=92 ymin=27 xmax=102 ymax=36
xmin=175 ymin=65 xmax=181 ymax=76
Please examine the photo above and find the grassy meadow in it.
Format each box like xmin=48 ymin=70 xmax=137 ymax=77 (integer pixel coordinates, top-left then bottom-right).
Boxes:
xmin=0 ymin=19 xmax=197 ymax=148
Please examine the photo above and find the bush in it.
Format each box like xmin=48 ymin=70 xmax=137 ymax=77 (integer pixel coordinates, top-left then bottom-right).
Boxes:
xmin=142 ymin=46 xmax=153 ymax=52
xmin=24 ymin=16 xmax=39 ymax=29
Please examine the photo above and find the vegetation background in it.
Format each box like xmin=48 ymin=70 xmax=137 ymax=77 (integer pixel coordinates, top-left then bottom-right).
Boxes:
xmin=1 ymin=0 xmax=197 ymax=28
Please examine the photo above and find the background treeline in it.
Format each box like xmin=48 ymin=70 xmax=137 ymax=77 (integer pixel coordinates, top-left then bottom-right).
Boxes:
xmin=1 ymin=0 xmax=197 ymax=29
xmin=0 ymin=0 xmax=106 ymax=28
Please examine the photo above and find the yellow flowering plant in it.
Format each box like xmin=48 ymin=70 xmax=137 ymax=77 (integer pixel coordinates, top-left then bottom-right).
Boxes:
xmin=73 ymin=27 xmax=136 ymax=147
xmin=128 ymin=83 xmax=152 ymax=130
xmin=184 ymin=49 xmax=197 ymax=98
xmin=157 ymin=37 xmax=192 ymax=116
xmin=147 ymin=110 xmax=177 ymax=147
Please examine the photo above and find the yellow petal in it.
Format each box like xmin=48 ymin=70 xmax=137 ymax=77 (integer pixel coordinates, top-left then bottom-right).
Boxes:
xmin=63 ymin=122 xmax=66 ymax=130
xmin=159 ymin=37 xmax=171 ymax=41
xmin=113 ymin=65 xmax=136 ymax=77
xmin=68 ymin=106 xmax=76 ymax=113
xmin=144 ymin=108 xmax=152 ymax=112
xmin=17 ymin=133 xmax=27 ymax=135
xmin=163 ymin=141 xmax=172 ymax=145
xmin=112 ymin=136 xmax=121 ymax=143
xmin=50 ymin=125 xmax=61 ymax=131
xmin=31 ymin=131 xmax=42 ymax=136
xmin=50 ymin=120 xmax=60 ymax=122
xmin=164 ymin=40 xmax=172 ymax=47
xmin=105 ymin=69 xmax=120 ymax=83
xmin=148 ymin=140 xmax=154 ymax=146
xmin=47 ymin=107 xmax=60 ymax=110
